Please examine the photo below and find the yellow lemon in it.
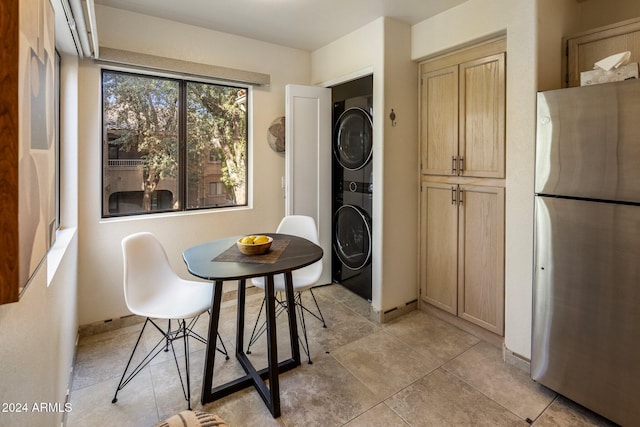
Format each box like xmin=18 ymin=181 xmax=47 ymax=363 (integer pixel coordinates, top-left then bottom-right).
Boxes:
xmin=254 ymin=236 xmax=269 ymax=245
xmin=240 ymin=236 xmax=254 ymax=244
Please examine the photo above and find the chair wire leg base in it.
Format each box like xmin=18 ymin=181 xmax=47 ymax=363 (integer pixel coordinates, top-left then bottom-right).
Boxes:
xmin=245 ymin=297 xmax=266 ymax=355
xmin=296 ymin=293 xmax=312 ymax=364
xmin=246 ymin=294 xmax=288 ymax=354
xmin=112 ymin=315 xmax=213 ymax=409
xmin=245 ymin=289 xmax=327 ymax=363
xmin=112 ymin=317 xmax=150 ymax=404
xmin=196 ymin=311 xmax=230 ymax=360
xmin=308 ymin=288 xmax=327 ymax=328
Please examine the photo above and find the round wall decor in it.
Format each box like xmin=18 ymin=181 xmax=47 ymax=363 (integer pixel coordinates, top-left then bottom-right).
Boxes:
xmin=267 ymin=116 xmax=285 ymax=152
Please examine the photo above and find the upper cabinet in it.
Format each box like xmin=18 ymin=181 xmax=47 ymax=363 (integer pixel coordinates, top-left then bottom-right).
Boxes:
xmin=459 ymin=54 xmax=505 ymax=178
xmin=565 ymin=17 xmax=640 ymax=88
xmin=420 ymin=39 xmax=506 ymax=179
xmin=421 ymin=65 xmax=459 ymax=176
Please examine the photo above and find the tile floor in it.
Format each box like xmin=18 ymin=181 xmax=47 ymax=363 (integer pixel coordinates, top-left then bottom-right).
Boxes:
xmin=66 ymin=284 xmax=617 ymax=427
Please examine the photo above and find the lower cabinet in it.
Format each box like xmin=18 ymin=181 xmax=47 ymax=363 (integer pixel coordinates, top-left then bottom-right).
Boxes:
xmin=420 ymin=181 xmax=505 ymax=335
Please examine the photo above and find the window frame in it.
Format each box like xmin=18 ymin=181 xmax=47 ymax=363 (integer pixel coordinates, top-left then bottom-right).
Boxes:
xmin=54 ymin=49 xmax=61 ymax=239
xmin=100 ymin=67 xmax=251 ymax=219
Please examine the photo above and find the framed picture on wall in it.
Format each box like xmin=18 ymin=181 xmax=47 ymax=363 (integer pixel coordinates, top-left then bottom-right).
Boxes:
xmin=18 ymin=0 xmax=57 ymax=295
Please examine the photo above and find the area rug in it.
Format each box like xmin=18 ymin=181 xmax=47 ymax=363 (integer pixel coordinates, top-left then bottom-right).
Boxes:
xmin=154 ymin=410 xmax=228 ymax=427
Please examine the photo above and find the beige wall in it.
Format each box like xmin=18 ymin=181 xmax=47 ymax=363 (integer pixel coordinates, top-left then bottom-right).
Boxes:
xmin=312 ymin=19 xmax=381 ymax=86
xmin=0 ymin=230 xmax=78 ymax=427
xmin=380 ymin=19 xmax=419 ymax=313
xmin=77 ymin=6 xmax=312 ymax=324
xmin=312 ymin=18 xmax=419 ymax=315
xmin=313 ymin=20 xmax=384 ymax=311
xmin=0 ymin=52 xmax=80 ymax=427
xmin=412 ymin=0 xmax=637 ymax=360
xmin=85 ymin=10 xmax=421 ymax=322
xmin=537 ymin=0 xmax=581 ymax=91
xmin=412 ymin=0 xmax=544 ymax=359
xmin=6 ymin=3 xmax=640 ymax=426
xmin=577 ymin=0 xmax=640 ymax=32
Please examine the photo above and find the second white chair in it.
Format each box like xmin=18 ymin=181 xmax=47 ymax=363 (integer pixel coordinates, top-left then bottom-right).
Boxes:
xmin=245 ymin=215 xmax=327 ymax=364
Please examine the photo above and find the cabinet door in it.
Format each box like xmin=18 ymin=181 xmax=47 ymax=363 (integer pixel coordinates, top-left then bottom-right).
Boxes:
xmin=459 ymin=53 xmax=505 ymax=178
xmin=457 ymin=185 xmax=504 ymax=335
xmin=566 ymin=18 xmax=640 ymax=87
xmin=420 ymin=182 xmax=458 ymax=314
xmin=421 ymin=65 xmax=458 ymax=176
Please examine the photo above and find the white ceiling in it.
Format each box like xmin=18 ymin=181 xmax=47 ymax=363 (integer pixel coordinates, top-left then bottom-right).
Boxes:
xmin=94 ymin=0 xmax=469 ymax=51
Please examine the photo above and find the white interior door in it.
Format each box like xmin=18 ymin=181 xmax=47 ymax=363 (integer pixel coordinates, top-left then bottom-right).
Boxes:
xmin=285 ymin=84 xmax=332 ymax=285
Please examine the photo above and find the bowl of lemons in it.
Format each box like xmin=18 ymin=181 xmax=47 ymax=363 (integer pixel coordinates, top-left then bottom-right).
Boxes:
xmin=236 ymin=235 xmax=273 ymax=255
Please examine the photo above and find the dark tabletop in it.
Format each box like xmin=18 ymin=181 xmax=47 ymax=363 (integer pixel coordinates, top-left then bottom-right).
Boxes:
xmin=182 ymin=233 xmax=323 ymax=281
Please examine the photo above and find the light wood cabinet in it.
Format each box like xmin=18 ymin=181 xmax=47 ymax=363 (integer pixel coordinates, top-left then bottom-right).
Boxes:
xmin=420 ymin=48 xmax=505 ymax=178
xmin=420 ymin=182 xmax=458 ymax=314
xmin=459 ymin=54 xmax=505 ymax=178
xmin=420 ymin=181 xmax=505 ymax=335
xmin=421 ymin=66 xmax=459 ymax=176
xmin=565 ymin=17 xmax=640 ymax=87
xmin=457 ymin=184 xmax=504 ymax=334
xmin=419 ymin=38 xmax=506 ymax=335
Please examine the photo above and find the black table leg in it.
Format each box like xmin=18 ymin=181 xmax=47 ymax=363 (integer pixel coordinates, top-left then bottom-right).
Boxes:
xmin=264 ymin=274 xmax=280 ymax=417
xmin=200 ymin=273 xmax=301 ymax=418
xmin=201 ymin=280 xmax=224 ymax=404
xmin=284 ymin=271 xmax=301 ymax=366
xmin=236 ymin=279 xmax=246 ymax=355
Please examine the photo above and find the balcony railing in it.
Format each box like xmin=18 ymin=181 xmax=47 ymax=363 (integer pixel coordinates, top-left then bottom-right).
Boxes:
xmin=108 ymin=159 xmax=145 ymax=167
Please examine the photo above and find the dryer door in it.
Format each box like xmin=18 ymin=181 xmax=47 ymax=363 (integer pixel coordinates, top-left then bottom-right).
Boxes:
xmin=333 ymin=205 xmax=372 ymax=270
xmin=333 ymin=107 xmax=373 ymax=170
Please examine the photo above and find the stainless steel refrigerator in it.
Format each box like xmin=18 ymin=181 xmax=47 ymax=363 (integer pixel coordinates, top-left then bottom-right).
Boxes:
xmin=532 ymin=79 xmax=640 ymax=427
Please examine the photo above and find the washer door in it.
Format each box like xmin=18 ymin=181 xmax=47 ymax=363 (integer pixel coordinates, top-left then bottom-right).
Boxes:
xmin=333 ymin=205 xmax=372 ymax=270
xmin=334 ymin=107 xmax=373 ymax=170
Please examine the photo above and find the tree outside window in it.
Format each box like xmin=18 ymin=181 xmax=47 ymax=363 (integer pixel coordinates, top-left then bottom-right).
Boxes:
xmin=102 ymin=70 xmax=248 ymax=217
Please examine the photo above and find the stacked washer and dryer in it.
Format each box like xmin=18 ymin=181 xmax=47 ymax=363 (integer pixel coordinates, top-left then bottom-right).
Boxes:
xmin=331 ymin=75 xmax=373 ymax=301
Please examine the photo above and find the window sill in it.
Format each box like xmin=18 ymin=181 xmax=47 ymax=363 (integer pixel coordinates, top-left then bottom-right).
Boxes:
xmin=99 ymin=204 xmax=252 ymax=223
xmin=47 ymin=227 xmax=78 ymax=286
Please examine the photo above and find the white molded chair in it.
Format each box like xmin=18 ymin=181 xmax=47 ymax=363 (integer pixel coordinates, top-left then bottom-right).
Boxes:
xmin=112 ymin=232 xmax=228 ymax=409
xmin=246 ymin=215 xmax=326 ymax=363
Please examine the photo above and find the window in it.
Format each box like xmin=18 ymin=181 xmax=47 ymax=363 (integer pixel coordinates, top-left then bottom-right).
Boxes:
xmin=209 ymin=150 xmax=222 ymax=163
xmin=101 ymin=70 xmax=248 ymax=217
xmin=209 ymin=181 xmax=224 ymax=196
